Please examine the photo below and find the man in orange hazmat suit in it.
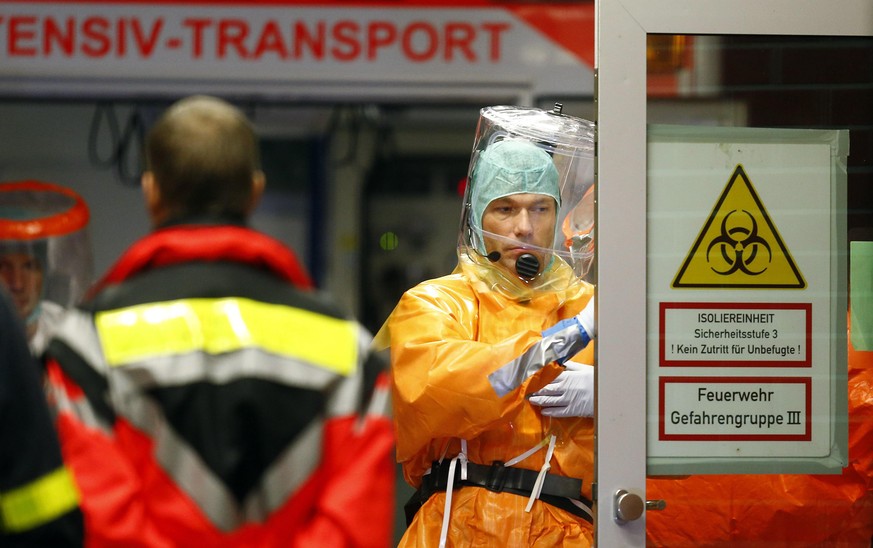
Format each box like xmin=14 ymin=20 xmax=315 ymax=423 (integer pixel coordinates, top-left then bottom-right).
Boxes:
xmin=378 ymin=105 xmax=598 ymax=547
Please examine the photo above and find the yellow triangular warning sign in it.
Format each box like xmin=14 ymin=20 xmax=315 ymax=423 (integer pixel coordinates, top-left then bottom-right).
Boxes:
xmin=672 ymin=164 xmax=806 ymax=289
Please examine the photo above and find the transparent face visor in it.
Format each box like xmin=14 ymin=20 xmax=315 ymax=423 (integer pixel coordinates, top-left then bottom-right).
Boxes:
xmin=459 ymin=105 xmax=595 ymax=295
xmin=0 ymin=181 xmax=93 ymax=322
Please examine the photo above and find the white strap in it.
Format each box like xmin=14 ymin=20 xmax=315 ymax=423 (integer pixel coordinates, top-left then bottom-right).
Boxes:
xmin=569 ymin=497 xmax=594 ymax=520
xmin=460 ymin=439 xmax=469 ymax=481
xmin=504 ymin=436 xmax=551 ymax=468
xmin=525 ymin=435 xmax=557 ymax=513
xmin=438 ymin=457 xmax=458 ymax=548
xmin=437 ymin=433 xmax=563 ymax=545
xmin=439 ymin=440 xmax=468 ymax=548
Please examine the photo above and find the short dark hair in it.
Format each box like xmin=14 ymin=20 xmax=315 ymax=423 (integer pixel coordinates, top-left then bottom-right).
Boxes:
xmin=145 ymin=95 xmax=261 ymax=219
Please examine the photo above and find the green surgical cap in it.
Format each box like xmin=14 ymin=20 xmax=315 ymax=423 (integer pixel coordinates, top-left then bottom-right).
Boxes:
xmin=470 ymin=139 xmax=561 ymax=233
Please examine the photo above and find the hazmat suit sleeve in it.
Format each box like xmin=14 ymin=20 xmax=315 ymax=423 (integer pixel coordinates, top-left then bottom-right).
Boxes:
xmin=387 ymin=276 xmax=591 ymax=466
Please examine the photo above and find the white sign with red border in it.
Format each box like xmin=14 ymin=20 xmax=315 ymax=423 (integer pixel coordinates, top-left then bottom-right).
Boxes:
xmin=646 ymin=125 xmax=848 ymax=472
xmin=660 ymin=302 xmax=811 ymax=367
xmin=0 ymin=1 xmax=595 ymax=100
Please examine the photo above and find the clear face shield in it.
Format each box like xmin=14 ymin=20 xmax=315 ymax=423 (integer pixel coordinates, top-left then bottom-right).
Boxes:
xmin=0 ymin=181 xmax=93 ymax=326
xmin=458 ymin=105 xmax=595 ymax=297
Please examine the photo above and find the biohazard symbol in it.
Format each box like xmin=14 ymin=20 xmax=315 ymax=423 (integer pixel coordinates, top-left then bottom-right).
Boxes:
xmin=672 ymin=164 xmax=806 ymax=289
xmin=707 ymin=210 xmax=771 ymax=276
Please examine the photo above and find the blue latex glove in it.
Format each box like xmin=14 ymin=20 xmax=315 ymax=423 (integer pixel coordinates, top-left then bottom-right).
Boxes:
xmin=529 ymin=361 xmax=594 ymax=417
xmin=540 ymin=298 xmax=596 ymax=365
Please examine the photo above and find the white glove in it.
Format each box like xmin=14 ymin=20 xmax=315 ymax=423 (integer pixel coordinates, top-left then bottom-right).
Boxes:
xmin=529 ymin=361 xmax=594 ymax=418
xmin=576 ymin=298 xmax=595 ymax=340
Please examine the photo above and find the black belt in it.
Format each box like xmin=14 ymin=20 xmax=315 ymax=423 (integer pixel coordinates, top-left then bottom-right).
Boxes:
xmin=405 ymin=460 xmax=593 ymax=525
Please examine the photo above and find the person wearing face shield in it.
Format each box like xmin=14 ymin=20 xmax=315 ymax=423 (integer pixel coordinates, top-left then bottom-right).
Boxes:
xmin=377 ymin=106 xmax=597 ymax=547
xmin=0 ymin=241 xmax=57 ymax=350
xmin=0 ymin=181 xmax=93 ymax=357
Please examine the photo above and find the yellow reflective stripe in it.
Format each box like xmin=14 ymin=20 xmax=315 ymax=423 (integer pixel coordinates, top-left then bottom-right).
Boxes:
xmin=0 ymin=467 xmax=79 ymax=533
xmin=95 ymin=298 xmax=358 ymax=375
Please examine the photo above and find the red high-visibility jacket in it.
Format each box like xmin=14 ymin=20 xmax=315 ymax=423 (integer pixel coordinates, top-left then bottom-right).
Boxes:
xmin=44 ymin=222 xmax=395 ymax=548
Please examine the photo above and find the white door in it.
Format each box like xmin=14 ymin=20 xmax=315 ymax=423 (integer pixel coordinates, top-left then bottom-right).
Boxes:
xmin=594 ymin=0 xmax=873 ymax=545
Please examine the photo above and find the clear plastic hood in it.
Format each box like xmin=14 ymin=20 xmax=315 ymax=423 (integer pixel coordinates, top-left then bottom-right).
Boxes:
xmin=458 ymin=104 xmax=596 ymax=297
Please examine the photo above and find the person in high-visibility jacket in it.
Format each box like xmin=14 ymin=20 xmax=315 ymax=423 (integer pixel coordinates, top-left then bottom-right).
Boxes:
xmin=0 ymin=287 xmax=83 ymax=546
xmin=42 ymin=95 xmax=395 ymax=547
xmin=377 ymin=106 xmax=598 ymax=547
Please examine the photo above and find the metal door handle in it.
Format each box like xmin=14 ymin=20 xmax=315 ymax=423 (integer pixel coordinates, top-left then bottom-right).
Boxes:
xmin=614 ymin=489 xmax=667 ymax=523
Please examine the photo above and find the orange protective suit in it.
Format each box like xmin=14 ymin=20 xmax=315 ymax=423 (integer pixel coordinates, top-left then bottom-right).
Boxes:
xmin=382 ymin=255 xmax=595 ymax=547
xmin=646 ymin=315 xmax=873 ymax=546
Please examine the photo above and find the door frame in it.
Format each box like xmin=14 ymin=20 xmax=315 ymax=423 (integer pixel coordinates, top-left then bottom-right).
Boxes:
xmin=593 ymin=0 xmax=873 ymax=545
